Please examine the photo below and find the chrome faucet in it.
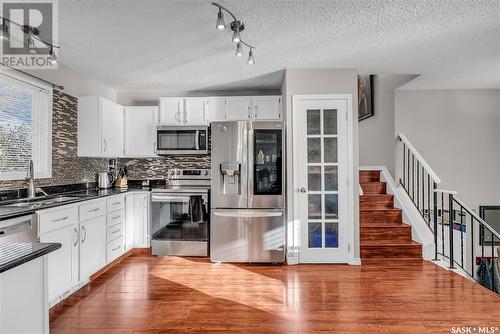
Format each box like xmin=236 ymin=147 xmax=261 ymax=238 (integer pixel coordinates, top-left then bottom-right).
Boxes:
xmin=26 ymin=160 xmax=36 ymax=199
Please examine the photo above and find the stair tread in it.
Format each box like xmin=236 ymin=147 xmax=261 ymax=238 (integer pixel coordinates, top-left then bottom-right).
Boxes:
xmin=361 ymin=241 xmax=421 ymax=246
xmin=361 ymin=224 xmax=411 ymax=228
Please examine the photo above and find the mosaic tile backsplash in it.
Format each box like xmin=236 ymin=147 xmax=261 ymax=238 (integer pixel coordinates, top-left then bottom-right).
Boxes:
xmin=0 ymin=90 xmax=210 ymax=190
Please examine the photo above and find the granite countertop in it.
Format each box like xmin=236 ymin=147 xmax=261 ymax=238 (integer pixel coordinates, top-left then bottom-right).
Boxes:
xmin=0 ymin=242 xmax=61 ymax=273
xmin=0 ymin=187 xmax=150 ymax=221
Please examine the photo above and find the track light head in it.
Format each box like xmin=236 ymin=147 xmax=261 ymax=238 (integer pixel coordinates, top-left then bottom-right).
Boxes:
xmin=235 ymin=42 xmax=243 ymax=57
xmin=27 ymin=35 xmax=37 ymax=54
xmin=247 ymin=48 xmax=255 ymax=64
xmin=48 ymin=47 xmax=57 ymax=65
xmin=231 ymin=21 xmax=241 ymax=43
xmin=0 ymin=19 xmax=9 ymax=41
xmin=216 ymin=9 xmax=225 ymax=30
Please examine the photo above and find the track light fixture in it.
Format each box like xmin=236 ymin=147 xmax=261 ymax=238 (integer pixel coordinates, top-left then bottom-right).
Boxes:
xmin=235 ymin=42 xmax=243 ymax=57
xmin=216 ymin=8 xmax=225 ymax=30
xmin=0 ymin=19 xmax=9 ymax=41
xmin=0 ymin=16 xmax=60 ymax=57
xmin=212 ymin=2 xmax=256 ymax=64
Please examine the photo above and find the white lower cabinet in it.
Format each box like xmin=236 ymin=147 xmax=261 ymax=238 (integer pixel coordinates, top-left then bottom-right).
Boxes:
xmin=37 ymin=192 xmax=150 ymax=305
xmin=79 ymin=215 xmax=106 ymax=279
xmin=38 ymin=206 xmax=79 ymax=304
xmin=133 ymin=192 xmax=150 ymax=248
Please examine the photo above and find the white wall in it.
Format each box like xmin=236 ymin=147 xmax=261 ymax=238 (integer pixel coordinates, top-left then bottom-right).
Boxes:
xmin=358 ymin=75 xmax=416 ymax=176
xmin=25 ymin=63 xmax=117 ymax=100
xmin=282 ymin=68 xmax=359 ymax=262
xmin=395 ymin=89 xmax=500 ymax=209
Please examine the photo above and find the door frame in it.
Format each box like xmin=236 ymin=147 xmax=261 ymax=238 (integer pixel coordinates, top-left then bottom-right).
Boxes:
xmin=292 ymin=94 xmax=355 ymax=264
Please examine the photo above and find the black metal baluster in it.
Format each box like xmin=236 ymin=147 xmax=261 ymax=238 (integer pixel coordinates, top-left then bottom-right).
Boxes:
xmin=460 ymin=205 xmax=464 ymax=268
xmin=416 ymin=161 xmax=420 ymax=210
xmin=449 ymin=194 xmax=455 ymax=269
xmin=402 ymin=143 xmax=406 ymax=187
xmin=427 ymin=174 xmax=431 ymax=226
xmin=412 ymin=155 xmax=415 ymax=201
xmin=471 ymin=214 xmax=474 ymax=278
xmin=421 ymin=166 xmax=425 ymax=221
xmin=481 ymin=223 xmax=485 ymax=259
xmin=433 ymin=182 xmax=438 ymax=260
xmin=441 ymin=193 xmax=445 ymax=257
xmin=407 ymin=148 xmax=410 ymax=193
xmin=491 ymin=232 xmax=495 ymax=292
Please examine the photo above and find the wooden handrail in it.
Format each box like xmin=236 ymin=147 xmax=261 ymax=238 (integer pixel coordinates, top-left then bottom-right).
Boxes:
xmin=398 ymin=133 xmax=441 ymax=184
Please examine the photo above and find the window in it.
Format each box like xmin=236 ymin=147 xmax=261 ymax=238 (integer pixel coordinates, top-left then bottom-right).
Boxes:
xmin=0 ymin=70 xmax=52 ymax=180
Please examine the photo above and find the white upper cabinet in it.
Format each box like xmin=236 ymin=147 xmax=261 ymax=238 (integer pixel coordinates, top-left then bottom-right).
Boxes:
xmin=184 ymin=98 xmax=208 ymax=125
xmin=158 ymin=97 xmax=183 ymax=125
xmin=78 ymin=96 xmax=125 ymax=157
xmin=207 ymin=97 xmax=226 ymax=122
xmin=252 ymin=96 xmax=282 ymax=120
xmin=226 ymin=97 xmax=252 ymax=120
xmin=159 ymin=97 xmax=208 ymax=126
xmin=206 ymin=96 xmax=282 ymax=123
xmin=124 ymin=106 xmax=158 ymax=157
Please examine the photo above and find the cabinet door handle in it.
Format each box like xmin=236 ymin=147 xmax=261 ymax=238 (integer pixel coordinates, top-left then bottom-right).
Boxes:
xmin=112 ymin=245 xmax=121 ymax=252
xmin=248 ymin=105 xmax=251 ymax=118
xmin=254 ymin=105 xmax=258 ymax=118
xmin=81 ymin=226 xmax=87 ymax=243
xmin=73 ymin=227 xmax=79 ymax=247
xmin=175 ymin=110 xmax=181 ymax=123
xmin=89 ymin=208 xmax=100 ymax=213
xmin=52 ymin=216 xmax=69 ymax=222
xmin=112 ymin=215 xmax=121 ymax=220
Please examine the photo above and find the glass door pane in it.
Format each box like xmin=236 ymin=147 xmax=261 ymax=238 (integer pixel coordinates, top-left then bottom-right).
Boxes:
xmin=305 ymin=108 xmax=339 ymax=249
xmin=253 ymin=129 xmax=282 ymax=195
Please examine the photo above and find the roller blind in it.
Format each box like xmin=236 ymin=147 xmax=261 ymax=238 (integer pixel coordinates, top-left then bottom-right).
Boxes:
xmin=0 ymin=71 xmax=52 ymax=180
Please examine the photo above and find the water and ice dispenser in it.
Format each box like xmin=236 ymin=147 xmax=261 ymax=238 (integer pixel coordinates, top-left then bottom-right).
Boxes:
xmin=220 ymin=162 xmax=241 ymax=195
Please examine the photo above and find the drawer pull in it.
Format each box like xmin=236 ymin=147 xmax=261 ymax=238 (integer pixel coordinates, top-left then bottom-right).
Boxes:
xmin=112 ymin=215 xmax=121 ymax=220
xmin=111 ymin=228 xmax=120 ymax=234
xmin=112 ymin=245 xmax=121 ymax=252
xmin=52 ymin=216 xmax=69 ymax=222
xmin=112 ymin=201 xmax=120 ymax=205
xmin=88 ymin=208 xmax=100 ymax=213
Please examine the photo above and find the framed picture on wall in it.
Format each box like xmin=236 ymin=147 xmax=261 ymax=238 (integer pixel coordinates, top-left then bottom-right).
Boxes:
xmin=358 ymin=75 xmax=374 ymax=121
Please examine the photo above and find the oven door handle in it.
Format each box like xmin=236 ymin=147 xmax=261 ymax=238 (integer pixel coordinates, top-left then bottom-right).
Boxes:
xmin=213 ymin=211 xmax=283 ymax=218
xmin=151 ymin=194 xmax=190 ymax=203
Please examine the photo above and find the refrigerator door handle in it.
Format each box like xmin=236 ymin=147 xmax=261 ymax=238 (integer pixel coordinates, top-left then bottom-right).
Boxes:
xmin=213 ymin=210 xmax=283 ymax=218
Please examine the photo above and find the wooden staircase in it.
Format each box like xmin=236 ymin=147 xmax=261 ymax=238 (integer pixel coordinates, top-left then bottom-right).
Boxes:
xmin=360 ymin=171 xmax=422 ymax=258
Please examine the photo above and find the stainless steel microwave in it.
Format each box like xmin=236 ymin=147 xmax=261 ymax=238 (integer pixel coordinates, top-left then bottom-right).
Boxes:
xmin=155 ymin=126 xmax=208 ymax=155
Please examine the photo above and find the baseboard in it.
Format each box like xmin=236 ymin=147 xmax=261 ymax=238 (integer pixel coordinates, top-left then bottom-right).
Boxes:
xmin=349 ymin=257 xmax=362 ymax=265
xmin=90 ymin=250 xmax=133 ymax=281
xmin=131 ymin=247 xmax=151 ymax=255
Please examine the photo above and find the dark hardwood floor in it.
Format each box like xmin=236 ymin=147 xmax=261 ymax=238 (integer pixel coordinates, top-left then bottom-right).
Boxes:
xmin=50 ymin=255 xmax=499 ymax=334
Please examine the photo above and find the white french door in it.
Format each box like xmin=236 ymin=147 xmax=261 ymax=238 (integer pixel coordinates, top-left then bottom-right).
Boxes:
xmin=294 ymin=97 xmax=349 ymax=263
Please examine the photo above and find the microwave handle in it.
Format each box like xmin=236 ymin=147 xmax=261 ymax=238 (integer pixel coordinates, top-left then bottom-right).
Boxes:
xmin=195 ymin=130 xmax=200 ymax=150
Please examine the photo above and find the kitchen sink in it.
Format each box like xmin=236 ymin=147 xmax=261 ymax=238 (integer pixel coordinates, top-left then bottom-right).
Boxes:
xmin=3 ymin=196 xmax=81 ymax=208
xmin=41 ymin=196 xmax=80 ymax=205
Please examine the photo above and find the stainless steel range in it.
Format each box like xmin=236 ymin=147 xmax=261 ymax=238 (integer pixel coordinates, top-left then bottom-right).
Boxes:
xmin=151 ymin=168 xmax=210 ymax=256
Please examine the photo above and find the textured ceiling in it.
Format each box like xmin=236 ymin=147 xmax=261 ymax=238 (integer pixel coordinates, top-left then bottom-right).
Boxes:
xmin=57 ymin=0 xmax=500 ymax=91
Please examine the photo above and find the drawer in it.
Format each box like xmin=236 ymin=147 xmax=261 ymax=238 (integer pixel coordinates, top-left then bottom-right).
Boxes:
xmin=107 ymin=210 xmax=125 ymax=227
xmin=106 ymin=235 xmax=124 ymax=263
xmin=106 ymin=222 xmax=124 ymax=241
xmin=79 ymin=199 xmax=106 ymax=222
xmin=107 ymin=195 xmax=124 ymax=213
xmin=38 ymin=205 xmax=78 ymax=235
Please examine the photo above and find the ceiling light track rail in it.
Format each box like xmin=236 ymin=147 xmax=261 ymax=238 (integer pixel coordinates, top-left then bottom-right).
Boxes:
xmin=211 ymin=2 xmax=256 ymax=64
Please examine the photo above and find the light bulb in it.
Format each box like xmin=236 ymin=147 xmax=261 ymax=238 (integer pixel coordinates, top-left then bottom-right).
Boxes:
xmin=247 ymin=48 xmax=255 ymax=64
xmin=48 ymin=48 xmax=57 ymax=65
xmin=216 ymin=9 xmax=225 ymax=30
xmin=232 ymin=22 xmax=240 ymax=43
xmin=235 ymin=43 xmax=243 ymax=57
xmin=27 ymin=36 xmax=37 ymax=54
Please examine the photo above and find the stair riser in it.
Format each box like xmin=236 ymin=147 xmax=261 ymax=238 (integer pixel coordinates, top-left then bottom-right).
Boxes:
xmin=361 ymin=227 xmax=412 ymax=242
xmin=361 ymin=183 xmax=387 ymax=195
xmin=360 ymin=196 xmax=394 ymax=210
xmin=359 ymin=171 xmax=380 ymax=183
xmin=361 ymin=245 xmax=422 ymax=258
xmin=360 ymin=212 xmax=403 ymax=225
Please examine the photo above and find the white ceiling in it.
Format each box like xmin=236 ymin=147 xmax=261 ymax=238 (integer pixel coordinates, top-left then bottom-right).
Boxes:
xmin=57 ymin=0 xmax=500 ymax=92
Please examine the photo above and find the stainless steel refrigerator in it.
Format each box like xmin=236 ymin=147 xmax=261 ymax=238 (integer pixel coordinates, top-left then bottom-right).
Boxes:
xmin=210 ymin=121 xmax=285 ymax=263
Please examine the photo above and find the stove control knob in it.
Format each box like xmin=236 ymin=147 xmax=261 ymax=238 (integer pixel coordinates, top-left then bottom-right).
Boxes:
xmin=176 ymin=171 xmax=181 ymax=175
xmin=203 ymin=170 xmax=209 ymax=176
xmin=170 ymin=171 xmax=175 ymax=176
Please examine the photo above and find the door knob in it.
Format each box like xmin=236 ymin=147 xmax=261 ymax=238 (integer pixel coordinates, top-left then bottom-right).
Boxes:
xmin=299 ymin=187 xmax=307 ymax=193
